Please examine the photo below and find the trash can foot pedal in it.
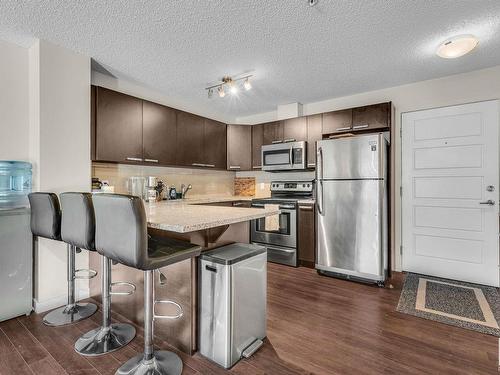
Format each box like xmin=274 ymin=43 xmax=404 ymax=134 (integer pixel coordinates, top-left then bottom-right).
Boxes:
xmin=242 ymin=339 xmax=263 ymax=358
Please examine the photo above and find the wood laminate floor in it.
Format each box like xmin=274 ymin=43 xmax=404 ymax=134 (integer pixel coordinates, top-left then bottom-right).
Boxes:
xmin=0 ymin=264 xmax=498 ymax=375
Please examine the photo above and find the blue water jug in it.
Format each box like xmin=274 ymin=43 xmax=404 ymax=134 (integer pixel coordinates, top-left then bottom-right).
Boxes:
xmin=0 ymin=161 xmax=32 ymax=209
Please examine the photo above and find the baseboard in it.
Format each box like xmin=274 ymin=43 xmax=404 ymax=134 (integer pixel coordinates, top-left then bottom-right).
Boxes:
xmin=33 ymin=286 xmax=91 ymax=313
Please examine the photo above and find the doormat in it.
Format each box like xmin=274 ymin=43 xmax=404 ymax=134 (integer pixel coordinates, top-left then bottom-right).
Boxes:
xmin=397 ymin=273 xmax=500 ymax=336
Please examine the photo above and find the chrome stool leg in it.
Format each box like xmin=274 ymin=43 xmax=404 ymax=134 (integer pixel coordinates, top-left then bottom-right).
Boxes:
xmin=75 ymin=257 xmax=136 ymax=356
xmin=43 ymin=245 xmax=98 ymax=326
xmin=116 ymin=270 xmax=183 ymax=375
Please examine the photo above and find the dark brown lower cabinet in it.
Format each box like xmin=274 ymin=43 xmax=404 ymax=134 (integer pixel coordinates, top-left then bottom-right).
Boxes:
xmin=298 ymin=203 xmax=316 ymax=268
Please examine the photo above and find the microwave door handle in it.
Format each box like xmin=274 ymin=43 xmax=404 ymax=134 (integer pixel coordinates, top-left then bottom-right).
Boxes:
xmin=289 ymin=147 xmax=293 ymax=165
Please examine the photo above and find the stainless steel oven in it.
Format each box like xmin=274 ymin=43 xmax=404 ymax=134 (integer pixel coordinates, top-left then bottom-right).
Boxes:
xmin=261 ymin=141 xmax=307 ymax=171
xmin=251 ymin=181 xmax=314 ymax=267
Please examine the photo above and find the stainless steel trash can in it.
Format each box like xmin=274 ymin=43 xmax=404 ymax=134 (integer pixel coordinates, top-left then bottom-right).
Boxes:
xmin=199 ymin=243 xmax=267 ymax=369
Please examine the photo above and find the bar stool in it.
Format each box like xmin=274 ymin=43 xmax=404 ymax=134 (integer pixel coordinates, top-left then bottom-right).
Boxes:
xmin=92 ymin=194 xmax=201 ymax=375
xmin=66 ymin=193 xmax=137 ymax=356
xmin=28 ymin=192 xmax=98 ymax=326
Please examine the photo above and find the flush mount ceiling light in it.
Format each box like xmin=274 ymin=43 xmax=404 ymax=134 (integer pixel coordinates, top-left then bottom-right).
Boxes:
xmin=206 ymin=74 xmax=253 ymax=99
xmin=436 ymin=34 xmax=479 ymax=59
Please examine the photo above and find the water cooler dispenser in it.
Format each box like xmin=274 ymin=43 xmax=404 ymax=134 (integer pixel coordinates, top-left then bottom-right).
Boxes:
xmin=0 ymin=161 xmax=33 ymax=320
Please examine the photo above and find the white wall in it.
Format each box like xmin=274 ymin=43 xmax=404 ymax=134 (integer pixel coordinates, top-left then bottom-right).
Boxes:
xmin=236 ymin=65 xmax=500 ymax=271
xmin=29 ymin=40 xmax=91 ymax=311
xmin=0 ymin=40 xmax=30 ymax=161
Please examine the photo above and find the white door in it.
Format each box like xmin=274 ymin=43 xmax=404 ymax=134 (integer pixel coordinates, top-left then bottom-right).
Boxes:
xmin=402 ymin=100 xmax=499 ymax=286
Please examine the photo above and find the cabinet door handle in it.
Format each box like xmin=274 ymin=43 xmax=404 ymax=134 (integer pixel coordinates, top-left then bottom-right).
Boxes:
xmin=252 ymin=165 xmax=262 ymax=169
xmin=271 ymin=140 xmax=283 ymax=144
xmin=353 ymin=124 xmax=369 ymax=130
xmin=126 ymin=157 xmax=142 ymax=162
xmin=336 ymin=127 xmax=352 ymax=132
xmin=144 ymin=158 xmax=159 ymax=163
xmin=192 ymin=163 xmax=205 ymax=167
xmin=307 ymin=163 xmax=316 ymax=167
xmin=229 ymin=165 xmax=241 ymax=169
xmin=284 ymin=138 xmax=296 ymax=143
xmin=204 ymin=164 xmax=215 ymax=168
xmin=299 ymin=206 xmax=314 ymax=211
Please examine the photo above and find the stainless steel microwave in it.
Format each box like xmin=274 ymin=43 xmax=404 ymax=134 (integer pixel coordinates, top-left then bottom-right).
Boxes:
xmin=261 ymin=141 xmax=307 ymax=171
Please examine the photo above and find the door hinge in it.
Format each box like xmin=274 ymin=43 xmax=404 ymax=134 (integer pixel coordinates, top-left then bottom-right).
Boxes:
xmin=400 ymin=126 xmax=402 ymax=138
xmin=400 ymin=186 xmax=403 ymax=197
xmin=400 ymin=245 xmax=403 ymax=255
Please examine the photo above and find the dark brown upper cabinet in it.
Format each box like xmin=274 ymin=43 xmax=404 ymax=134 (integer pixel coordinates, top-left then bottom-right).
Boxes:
xmin=352 ymin=102 xmax=390 ymax=131
xmin=322 ymin=109 xmax=353 ymax=134
xmin=227 ymin=125 xmax=252 ymax=171
xmin=142 ymin=101 xmax=177 ymax=166
xmin=203 ymin=119 xmax=227 ymax=169
xmin=95 ymin=87 xmax=143 ymax=163
xmin=251 ymin=124 xmax=264 ymax=170
xmin=176 ymin=111 xmax=205 ymax=167
xmin=283 ymin=117 xmax=307 ymax=143
xmin=262 ymin=121 xmax=284 ymax=145
xmin=306 ymin=114 xmax=322 ymax=168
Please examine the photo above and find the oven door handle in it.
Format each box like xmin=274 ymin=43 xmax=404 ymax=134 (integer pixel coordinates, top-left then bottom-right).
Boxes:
xmin=252 ymin=203 xmax=294 ymax=210
xmin=267 ymin=246 xmax=295 ymax=254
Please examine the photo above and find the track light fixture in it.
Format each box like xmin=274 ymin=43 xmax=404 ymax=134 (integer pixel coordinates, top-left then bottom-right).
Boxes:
xmin=206 ymin=74 xmax=253 ymax=99
xmin=217 ymin=85 xmax=225 ymax=98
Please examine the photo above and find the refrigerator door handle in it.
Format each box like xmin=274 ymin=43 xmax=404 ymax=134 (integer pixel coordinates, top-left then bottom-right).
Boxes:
xmin=317 ymin=147 xmax=324 ymax=215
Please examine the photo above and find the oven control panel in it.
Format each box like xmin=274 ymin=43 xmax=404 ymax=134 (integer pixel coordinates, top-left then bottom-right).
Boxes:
xmin=270 ymin=181 xmax=314 ymax=193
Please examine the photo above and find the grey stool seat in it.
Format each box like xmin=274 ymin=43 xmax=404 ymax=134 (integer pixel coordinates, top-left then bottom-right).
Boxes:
xmin=66 ymin=193 xmax=136 ymax=357
xmin=92 ymin=194 xmax=201 ymax=375
xmin=28 ymin=192 xmax=97 ymax=326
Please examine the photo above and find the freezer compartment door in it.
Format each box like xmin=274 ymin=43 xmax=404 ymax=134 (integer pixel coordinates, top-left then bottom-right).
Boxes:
xmin=317 ymin=134 xmax=386 ymax=180
xmin=316 ymin=180 xmax=387 ymax=279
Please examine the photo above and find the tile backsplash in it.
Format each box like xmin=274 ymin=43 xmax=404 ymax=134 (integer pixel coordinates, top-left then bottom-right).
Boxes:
xmin=234 ymin=177 xmax=256 ymax=196
xmin=92 ymin=162 xmax=236 ymax=196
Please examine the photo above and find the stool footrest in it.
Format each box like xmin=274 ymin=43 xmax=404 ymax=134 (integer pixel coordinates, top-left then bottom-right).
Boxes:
xmin=110 ymin=281 xmax=136 ymax=296
xmin=153 ymin=300 xmax=183 ymax=320
xmin=75 ymin=268 xmax=98 ymax=280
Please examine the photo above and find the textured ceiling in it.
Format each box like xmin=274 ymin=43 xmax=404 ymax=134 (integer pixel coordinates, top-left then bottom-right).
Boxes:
xmin=1 ymin=1 xmax=500 ymax=122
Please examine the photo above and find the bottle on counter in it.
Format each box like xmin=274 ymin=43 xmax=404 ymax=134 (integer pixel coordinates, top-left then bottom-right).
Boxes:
xmin=169 ymin=186 xmax=177 ymax=200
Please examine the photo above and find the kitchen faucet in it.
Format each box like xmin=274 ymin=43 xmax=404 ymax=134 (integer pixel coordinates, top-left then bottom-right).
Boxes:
xmin=180 ymin=183 xmax=192 ymax=199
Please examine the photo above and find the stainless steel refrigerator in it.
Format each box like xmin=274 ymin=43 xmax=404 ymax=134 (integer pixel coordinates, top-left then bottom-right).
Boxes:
xmin=316 ymin=133 xmax=388 ymax=285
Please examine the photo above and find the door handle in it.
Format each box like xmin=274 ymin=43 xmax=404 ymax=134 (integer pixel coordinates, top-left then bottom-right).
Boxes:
xmin=479 ymin=200 xmax=495 ymax=206
xmin=317 ymin=147 xmax=324 ymax=215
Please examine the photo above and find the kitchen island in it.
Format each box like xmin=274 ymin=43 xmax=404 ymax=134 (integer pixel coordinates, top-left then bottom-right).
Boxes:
xmin=89 ymin=196 xmax=278 ymax=355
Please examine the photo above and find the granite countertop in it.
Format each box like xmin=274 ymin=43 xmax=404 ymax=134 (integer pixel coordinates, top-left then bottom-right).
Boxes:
xmin=158 ymin=195 xmax=254 ymax=205
xmin=145 ymin=196 xmax=279 ymax=233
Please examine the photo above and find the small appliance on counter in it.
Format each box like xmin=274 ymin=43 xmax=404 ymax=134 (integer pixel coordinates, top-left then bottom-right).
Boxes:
xmin=126 ymin=176 xmax=147 ymax=200
xmin=0 ymin=161 xmax=33 ymax=321
xmin=145 ymin=176 xmax=159 ymax=202
xmin=251 ymin=180 xmax=314 ymax=267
